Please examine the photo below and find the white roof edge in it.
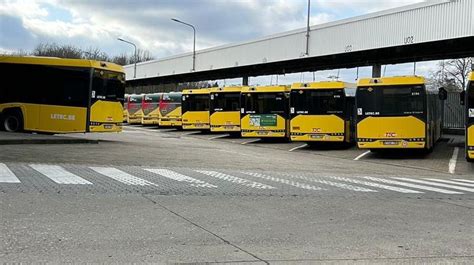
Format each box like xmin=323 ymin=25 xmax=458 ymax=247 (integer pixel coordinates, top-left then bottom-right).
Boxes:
xmin=127 ymin=0 xmax=450 ymax=68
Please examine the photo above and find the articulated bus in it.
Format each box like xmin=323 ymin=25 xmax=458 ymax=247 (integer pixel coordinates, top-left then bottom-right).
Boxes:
xmin=290 ymin=81 xmax=356 ymax=143
xmin=159 ymin=92 xmax=182 ymax=127
xmin=241 ymin=86 xmax=290 ymax=138
xmin=181 ymin=89 xmax=210 ymax=130
xmin=0 ymin=56 xmax=124 ymax=133
xmin=464 ymin=73 xmax=474 ymax=162
xmin=127 ymin=94 xmax=144 ymax=124
xmin=123 ymin=94 xmax=129 ymax=122
xmin=141 ymin=93 xmax=162 ymax=125
xmin=356 ymin=76 xmax=444 ymax=151
xmin=209 ymin=87 xmax=243 ymax=133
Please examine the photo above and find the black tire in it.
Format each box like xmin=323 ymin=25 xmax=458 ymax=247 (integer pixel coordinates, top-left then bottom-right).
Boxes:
xmin=3 ymin=111 xmax=23 ymax=132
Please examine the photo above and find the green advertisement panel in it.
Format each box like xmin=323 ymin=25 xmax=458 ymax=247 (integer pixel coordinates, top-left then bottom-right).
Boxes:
xmin=249 ymin=114 xmax=277 ymax=127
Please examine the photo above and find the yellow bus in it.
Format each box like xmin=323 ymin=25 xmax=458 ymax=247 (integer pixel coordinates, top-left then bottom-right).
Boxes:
xmin=0 ymin=56 xmax=124 ymax=133
xmin=127 ymin=94 xmax=144 ymax=124
xmin=241 ymin=86 xmax=290 ymax=138
xmin=123 ymin=94 xmax=129 ymax=123
xmin=209 ymin=87 xmax=242 ymax=133
xmin=159 ymin=92 xmax=182 ymax=127
xmin=290 ymin=81 xmax=356 ymax=143
xmin=141 ymin=93 xmax=162 ymax=125
xmin=464 ymin=73 xmax=474 ymax=161
xmin=356 ymin=76 xmax=444 ymax=151
xmin=181 ymin=89 xmax=210 ymax=130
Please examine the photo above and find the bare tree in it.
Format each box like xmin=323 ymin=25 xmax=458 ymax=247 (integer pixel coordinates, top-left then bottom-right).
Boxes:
xmin=128 ymin=48 xmax=155 ymax=64
xmin=431 ymin=58 xmax=472 ymax=91
xmin=32 ymin=43 xmax=83 ymax=59
xmin=82 ymin=47 xmax=110 ymax=61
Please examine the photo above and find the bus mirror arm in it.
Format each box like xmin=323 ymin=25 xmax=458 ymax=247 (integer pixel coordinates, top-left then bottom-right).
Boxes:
xmin=438 ymin=87 xmax=447 ymax=101
xmin=460 ymin=91 xmax=465 ymax=106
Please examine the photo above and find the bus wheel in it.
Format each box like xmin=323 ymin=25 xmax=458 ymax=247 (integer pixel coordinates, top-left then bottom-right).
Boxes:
xmin=3 ymin=111 xmax=23 ymax=132
xmin=467 ymin=157 xmax=474 ymax=163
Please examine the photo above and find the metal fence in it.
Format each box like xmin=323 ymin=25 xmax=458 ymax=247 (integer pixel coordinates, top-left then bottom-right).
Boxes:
xmin=443 ymin=92 xmax=465 ymax=130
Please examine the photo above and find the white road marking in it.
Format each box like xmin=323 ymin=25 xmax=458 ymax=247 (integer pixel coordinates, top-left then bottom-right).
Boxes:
xmin=285 ymin=174 xmax=377 ymax=192
xmin=362 ymin=176 xmax=463 ymax=194
xmin=196 ymin=170 xmax=275 ymax=189
xmin=208 ymin=134 xmax=229 ymax=140
xmin=241 ymin=139 xmax=261 ymax=145
xmin=326 ymin=176 xmax=423 ymax=194
xmin=423 ymin=178 xmax=474 ymax=188
xmin=453 ymin=179 xmax=474 ymax=184
xmin=144 ymin=169 xmax=217 ymax=188
xmin=289 ymin=144 xmax=308 ymax=152
xmin=90 ymin=167 xmax=157 ymax=186
xmin=448 ymin=147 xmax=459 ymax=174
xmin=354 ymin=151 xmax=371 ymax=161
xmin=30 ymin=164 xmax=92 ymax=185
xmin=393 ymin=177 xmax=474 ymax=193
xmin=0 ymin=163 xmax=21 ymax=183
xmin=242 ymin=172 xmax=323 ymax=190
xmin=182 ymin=131 xmax=201 ymax=136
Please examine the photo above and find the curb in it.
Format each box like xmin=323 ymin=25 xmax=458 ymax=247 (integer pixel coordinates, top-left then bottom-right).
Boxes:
xmin=0 ymin=139 xmax=99 ymax=145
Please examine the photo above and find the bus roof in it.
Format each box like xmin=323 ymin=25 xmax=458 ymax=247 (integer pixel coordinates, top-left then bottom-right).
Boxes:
xmin=209 ymin=86 xmax=245 ymax=93
xmin=0 ymin=55 xmax=124 ymax=73
xmin=291 ymin=81 xmax=356 ymax=90
xmin=182 ymin=88 xmax=210 ymax=94
xmin=241 ymin=85 xmax=290 ymax=93
xmin=357 ymin=76 xmax=425 ymax=87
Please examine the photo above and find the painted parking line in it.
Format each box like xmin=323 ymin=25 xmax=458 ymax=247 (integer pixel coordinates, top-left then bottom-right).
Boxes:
xmin=289 ymin=144 xmax=308 ymax=152
xmin=145 ymin=168 xmax=217 ymax=188
xmin=90 ymin=167 xmax=157 ymax=186
xmin=453 ymin=179 xmax=474 ymax=184
xmin=195 ymin=170 xmax=275 ymax=189
xmin=242 ymin=172 xmax=323 ymax=191
xmin=362 ymin=176 xmax=463 ymax=194
xmin=30 ymin=164 xmax=92 ymax=185
xmin=354 ymin=151 xmax=371 ymax=161
xmin=241 ymin=139 xmax=261 ymax=145
xmin=393 ymin=177 xmax=474 ymax=193
xmin=423 ymin=178 xmax=474 ymax=188
xmin=286 ymin=174 xmax=377 ymax=192
xmin=0 ymin=163 xmax=21 ymax=183
xmin=448 ymin=147 xmax=459 ymax=174
xmin=182 ymin=131 xmax=201 ymax=136
xmin=208 ymin=134 xmax=229 ymax=140
xmin=326 ymin=176 xmax=423 ymax=194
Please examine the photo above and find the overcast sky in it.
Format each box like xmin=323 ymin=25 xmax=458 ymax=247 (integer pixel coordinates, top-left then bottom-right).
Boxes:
xmin=1 ymin=0 xmax=440 ymax=85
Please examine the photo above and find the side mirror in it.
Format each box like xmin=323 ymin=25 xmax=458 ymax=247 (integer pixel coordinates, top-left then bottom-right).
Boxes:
xmin=438 ymin=87 xmax=447 ymax=101
xmin=460 ymin=91 xmax=465 ymax=106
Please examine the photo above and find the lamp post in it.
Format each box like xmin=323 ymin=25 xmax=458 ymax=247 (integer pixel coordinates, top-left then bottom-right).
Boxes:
xmin=171 ymin=18 xmax=196 ymax=72
xmin=117 ymin=37 xmax=137 ymax=78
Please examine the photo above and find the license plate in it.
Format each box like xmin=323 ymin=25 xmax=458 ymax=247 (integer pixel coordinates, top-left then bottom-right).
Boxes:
xmin=224 ymin=126 xmax=234 ymax=129
xmin=311 ymin=135 xmax=324 ymax=139
xmin=257 ymin=131 xmax=268 ymax=135
xmin=195 ymin=123 xmax=203 ymax=127
xmin=383 ymin=141 xmax=399 ymax=146
xmin=104 ymin=124 xmax=113 ymax=129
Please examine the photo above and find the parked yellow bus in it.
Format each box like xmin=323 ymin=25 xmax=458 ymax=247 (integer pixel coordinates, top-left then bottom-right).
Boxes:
xmin=464 ymin=73 xmax=474 ymax=161
xmin=356 ymin=76 xmax=444 ymax=151
xmin=123 ymin=94 xmax=129 ymax=123
xmin=0 ymin=56 xmax=124 ymax=133
xmin=209 ymin=87 xmax=243 ymax=133
xmin=181 ymin=89 xmax=210 ymax=130
xmin=127 ymin=94 xmax=144 ymax=124
xmin=241 ymin=86 xmax=290 ymax=138
xmin=141 ymin=93 xmax=162 ymax=125
xmin=159 ymin=92 xmax=182 ymax=127
xmin=290 ymin=81 xmax=356 ymax=143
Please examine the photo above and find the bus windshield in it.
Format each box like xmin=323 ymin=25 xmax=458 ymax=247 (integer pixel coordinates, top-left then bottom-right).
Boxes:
xmin=92 ymin=70 xmax=125 ymax=102
xmin=160 ymin=93 xmax=182 ymax=115
xmin=128 ymin=95 xmax=143 ymax=113
xmin=357 ymin=85 xmax=425 ymax=116
xmin=211 ymin=92 xmax=240 ymax=112
xmin=291 ymin=89 xmax=344 ymax=115
xmin=143 ymin=94 xmax=161 ymax=114
xmin=183 ymin=94 xmax=209 ymax=111
xmin=243 ymin=92 xmax=287 ymax=115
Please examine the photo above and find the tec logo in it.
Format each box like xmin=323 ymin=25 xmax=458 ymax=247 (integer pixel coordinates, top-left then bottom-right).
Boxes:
xmin=385 ymin=132 xmax=397 ymax=137
xmin=312 ymin=128 xmax=321 ymax=133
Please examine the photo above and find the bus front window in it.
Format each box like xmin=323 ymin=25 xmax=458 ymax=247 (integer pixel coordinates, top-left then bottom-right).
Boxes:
xmin=291 ymin=89 xmax=344 ymax=115
xmin=243 ymin=93 xmax=287 ymax=115
xmin=183 ymin=94 xmax=209 ymax=111
xmin=211 ymin=93 xmax=240 ymax=112
xmin=357 ymin=86 xmax=424 ymax=116
xmin=92 ymin=70 xmax=126 ymax=102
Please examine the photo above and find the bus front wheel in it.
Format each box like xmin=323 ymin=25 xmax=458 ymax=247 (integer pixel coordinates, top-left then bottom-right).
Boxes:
xmin=2 ymin=111 xmax=24 ymax=132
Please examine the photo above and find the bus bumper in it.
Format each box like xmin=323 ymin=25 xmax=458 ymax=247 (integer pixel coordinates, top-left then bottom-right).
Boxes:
xmin=182 ymin=123 xmax=210 ymax=130
xmin=357 ymin=139 xmax=426 ymax=149
xmin=141 ymin=117 xmax=159 ymax=125
xmin=468 ymin=146 xmax=474 ymax=160
xmin=160 ymin=118 xmax=182 ymax=127
xmin=89 ymin=122 xmax=122 ymax=133
xmin=241 ymin=130 xmax=286 ymax=138
xmin=291 ymin=133 xmax=345 ymax=142
xmin=128 ymin=117 xmax=142 ymax=124
xmin=211 ymin=125 xmax=241 ymax=132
